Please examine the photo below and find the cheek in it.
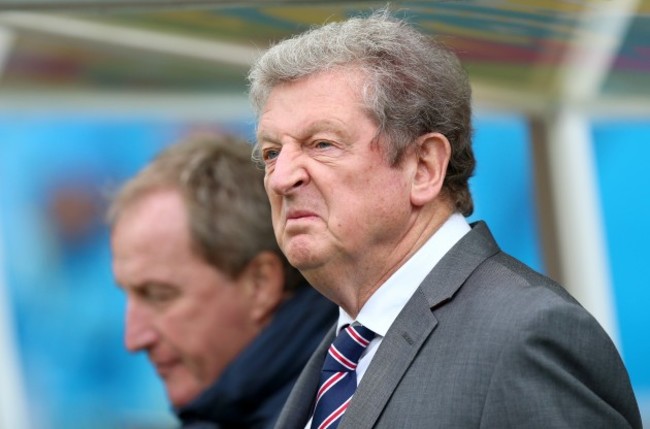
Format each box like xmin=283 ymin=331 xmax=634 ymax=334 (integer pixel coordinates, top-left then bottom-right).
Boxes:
xmin=157 ymin=298 xmax=217 ymax=353
xmin=197 ymin=290 xmax=254 ymax=347
xmin=270 ymin=203 xmax=283 ymax=228
xmin=156 ymin=311 xmax=195 ymax=358
xmin=264 ymin=177 xmax=280 ymax=206
xmin=267 ymin=196 xmax=284 ymax=228
xmin=349 ymin=171 xmax=407 ymax=210
xmin=196 ymin=309 xmax=256 ymax=381
xmin=163 ymin=311 xmax=228 ymax=382
xmin=346 ymin=176 xmax=411 ymax=235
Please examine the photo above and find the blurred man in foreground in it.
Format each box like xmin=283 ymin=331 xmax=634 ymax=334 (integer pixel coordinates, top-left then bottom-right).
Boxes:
xmin=248 ymin=9 xmax=641 ymax=429
xmin=108 ymin=135 xmax=337 ymax=428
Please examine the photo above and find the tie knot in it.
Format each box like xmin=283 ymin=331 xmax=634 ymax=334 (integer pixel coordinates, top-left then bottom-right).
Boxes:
xmin=323 ymin=324 xmax=375 ymax=372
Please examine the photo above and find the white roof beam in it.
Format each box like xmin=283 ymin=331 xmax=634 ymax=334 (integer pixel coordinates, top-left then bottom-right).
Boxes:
xmin=558 ymin=0 xmax=640 ymax=102
xmin=0 ymin=12 xmax=259 ymax=66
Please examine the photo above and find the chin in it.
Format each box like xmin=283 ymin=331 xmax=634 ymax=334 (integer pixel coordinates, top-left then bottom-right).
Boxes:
xmin=287 ymin=250 xmax=318 ymax=271
xmin=289 ymin=254 xmax=328 ymax=276
xmin=167 ymin=384 xmax=202 ymax=408
xmin=284 ymin=239 xmax=322 ymax=268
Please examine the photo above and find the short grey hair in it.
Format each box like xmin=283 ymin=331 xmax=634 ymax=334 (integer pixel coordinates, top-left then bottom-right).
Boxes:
xmin=107 ymin=134 xmax=304 ymax=290
xmin=248 ymin=9 xmax=475 ymax=216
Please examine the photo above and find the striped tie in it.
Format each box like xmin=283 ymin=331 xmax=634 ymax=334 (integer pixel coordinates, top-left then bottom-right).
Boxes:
xmin=310 ymin=324 xmax=376 ymax=429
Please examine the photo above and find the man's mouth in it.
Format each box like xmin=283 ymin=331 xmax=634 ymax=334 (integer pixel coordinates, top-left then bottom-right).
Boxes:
xmin=286 ymin=209 xmax=318 ymax=221
xmin=152 ymin=359 xmax=179 ymax=378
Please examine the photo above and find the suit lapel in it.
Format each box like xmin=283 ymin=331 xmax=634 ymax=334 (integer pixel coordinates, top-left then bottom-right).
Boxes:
xmin=339 ymin=221 xmax=500 ymax=428
xmin=340 ymin=288 xmax=436 ymax=428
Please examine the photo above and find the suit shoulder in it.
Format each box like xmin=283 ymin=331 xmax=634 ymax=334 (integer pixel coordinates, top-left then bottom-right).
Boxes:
xmin=450 ymin=250 xmax=618 ymax=354
xmin=468 ymin=250 xmax=583 ymax=312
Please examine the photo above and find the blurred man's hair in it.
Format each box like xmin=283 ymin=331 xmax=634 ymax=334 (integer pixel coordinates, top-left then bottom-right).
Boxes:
xmin=108 ymin=133 xmax=304 ymax=290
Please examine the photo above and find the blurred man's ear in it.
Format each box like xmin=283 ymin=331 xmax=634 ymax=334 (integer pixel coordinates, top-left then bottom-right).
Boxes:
xmin=245 ymin=251 xmax=286 ymax=325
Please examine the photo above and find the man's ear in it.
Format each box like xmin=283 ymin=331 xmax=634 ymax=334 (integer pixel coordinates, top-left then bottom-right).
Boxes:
xmin=410 ymin=132 xmax=451 ymax=207
xmin=244 ymin=251 xmax=286 ymax=325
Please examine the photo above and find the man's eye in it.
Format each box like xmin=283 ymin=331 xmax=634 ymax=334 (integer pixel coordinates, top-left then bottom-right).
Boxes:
xmin=140 ymin=286 xmax=178 ymax=303
xmin=262 ymin=148 xmax=280 ymax=161
xmin=314 ymin=141 xmax=332 ymax=149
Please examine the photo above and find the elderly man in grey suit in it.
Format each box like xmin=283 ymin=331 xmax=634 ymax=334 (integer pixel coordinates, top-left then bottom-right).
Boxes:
xmin=248 ymin=9 xmax=642 ymax=429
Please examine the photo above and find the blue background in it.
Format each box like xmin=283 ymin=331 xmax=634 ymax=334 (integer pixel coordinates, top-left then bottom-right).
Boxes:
xmin=592 ymin=120 xmax=650 ymax=408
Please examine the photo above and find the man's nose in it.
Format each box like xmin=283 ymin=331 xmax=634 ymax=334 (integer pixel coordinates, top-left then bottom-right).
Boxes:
xmin=124 ymin=300 xmax=157 ymax=352
xmin=267 ymin=145 xmax=309 ymax=195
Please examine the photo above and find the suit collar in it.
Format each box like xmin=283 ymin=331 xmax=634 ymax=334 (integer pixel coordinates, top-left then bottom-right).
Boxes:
xmin=420 ymin=221 xmax=500 ymax=309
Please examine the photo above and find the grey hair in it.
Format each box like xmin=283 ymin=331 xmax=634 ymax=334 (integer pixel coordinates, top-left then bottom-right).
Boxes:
xmin=107 ymin=134 xmax=304 ymax=290
xmin=248 ymin=8 xmax=475 ymax=216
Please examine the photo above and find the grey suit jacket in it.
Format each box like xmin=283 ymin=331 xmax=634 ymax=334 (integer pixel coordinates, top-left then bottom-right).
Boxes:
xmin=274 ymin=222 xmax=642 ymax=428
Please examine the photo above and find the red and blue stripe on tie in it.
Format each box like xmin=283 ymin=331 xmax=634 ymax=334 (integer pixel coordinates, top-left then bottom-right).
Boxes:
xmin=310 ymin=324 xmax=376 ymax=429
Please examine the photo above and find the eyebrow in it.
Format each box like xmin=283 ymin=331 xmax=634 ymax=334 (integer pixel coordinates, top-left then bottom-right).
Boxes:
xmin=256 ymin=130 xmax=279 ymax=145
xmin=305 ymin=120 xmax=350 ymax=140
xmin=116 ymin=279 xmax=176 ymax=294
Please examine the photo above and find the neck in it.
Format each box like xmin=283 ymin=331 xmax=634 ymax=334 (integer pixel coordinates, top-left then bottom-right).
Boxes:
xmin=306 ymin=203 xmax=454 ymax=318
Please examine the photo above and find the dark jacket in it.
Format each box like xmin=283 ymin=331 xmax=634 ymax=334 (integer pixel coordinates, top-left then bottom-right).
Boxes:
xmin=176 ymin=285 xmax=337 ymax=429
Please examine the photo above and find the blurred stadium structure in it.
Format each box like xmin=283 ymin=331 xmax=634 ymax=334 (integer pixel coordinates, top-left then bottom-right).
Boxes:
xmin=0 ymin=1 xmax=648 ymax=428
